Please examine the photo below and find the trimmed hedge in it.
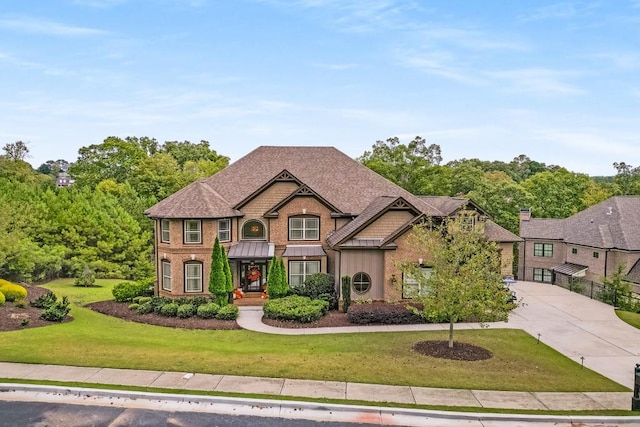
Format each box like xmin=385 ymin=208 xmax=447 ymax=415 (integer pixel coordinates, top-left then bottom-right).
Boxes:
xmin=0 ymin=291 xmax=4 ymax=306
xmin=196 ymin=302 xmax=220 ymax=319
xmin=346 ymin=302 xmax=425 ymax=325
xmin=177 ymin=303 xmax=196 ymax=318
xmin=264 ymin=295 xmax=329 ymax=323
xmin=216 ymin=304 xmax=239 ymax=320
xmin=0 ymin=282 xmax=28 ymax=302
xmin=112 ymin=281 xmax=152 ymax=303
xmin=136 ymin=302 xmax=153 ymax=314
xmin=160 ymin=302 xmax=179 ymax=317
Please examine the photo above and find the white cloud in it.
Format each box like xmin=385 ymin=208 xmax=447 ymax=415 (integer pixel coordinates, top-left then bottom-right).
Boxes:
xmin=487 ymin=68 xmax=585 ymax=96
xmin=0 ymin=15 xmax=108 ymax=36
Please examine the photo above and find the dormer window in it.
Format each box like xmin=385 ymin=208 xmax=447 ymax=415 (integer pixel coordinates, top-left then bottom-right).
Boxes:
xmin=242 ymin=219 xmax=265 ymax=240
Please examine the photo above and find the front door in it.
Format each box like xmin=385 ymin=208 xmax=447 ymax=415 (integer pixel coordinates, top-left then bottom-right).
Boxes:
xmin=241 ymin=262 xmax=266 ymax=292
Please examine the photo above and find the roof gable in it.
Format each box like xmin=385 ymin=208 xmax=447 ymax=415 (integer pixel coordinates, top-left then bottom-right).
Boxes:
xmin=264 ymin=183 xmax=341 ymax=218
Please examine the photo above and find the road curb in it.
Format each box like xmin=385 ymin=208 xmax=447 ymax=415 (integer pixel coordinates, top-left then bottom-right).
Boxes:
xmin=2 ymin=383 xmax=640 ymax=425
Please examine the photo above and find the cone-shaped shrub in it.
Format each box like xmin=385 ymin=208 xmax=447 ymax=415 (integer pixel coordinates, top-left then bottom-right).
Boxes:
xmin=209 ymin=237 xmax=227 ymax=306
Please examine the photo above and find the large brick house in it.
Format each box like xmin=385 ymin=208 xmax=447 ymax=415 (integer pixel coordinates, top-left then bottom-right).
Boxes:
xmin=144 ymin=146 xmax=520 ymax=301
xmin=518 ymin=196 xmax=640 ymax=288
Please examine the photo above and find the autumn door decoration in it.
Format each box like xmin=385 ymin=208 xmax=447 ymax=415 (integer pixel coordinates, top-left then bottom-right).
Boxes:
xmin=247 ymin=267 xmax=260 ymax=282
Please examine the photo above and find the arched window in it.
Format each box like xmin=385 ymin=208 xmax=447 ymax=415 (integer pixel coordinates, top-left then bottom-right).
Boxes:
xmin=242 ymin=219 xmax=265 ymax=240
xmin=352 ymin=272 xmax=371 ymax=294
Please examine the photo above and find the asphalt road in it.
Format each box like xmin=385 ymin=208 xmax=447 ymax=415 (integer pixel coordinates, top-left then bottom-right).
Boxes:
xmin=0 ymin=400 xmax=386 ymax=427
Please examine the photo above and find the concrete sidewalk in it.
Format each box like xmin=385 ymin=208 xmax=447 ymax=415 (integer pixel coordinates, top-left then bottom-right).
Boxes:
xmin=0 ymin=361 xmax=632 ymax=411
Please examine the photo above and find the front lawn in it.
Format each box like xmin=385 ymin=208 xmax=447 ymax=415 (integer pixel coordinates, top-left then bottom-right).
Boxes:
xmin=616 ymin=310 xmax=640 ymax=329
xmin=0 ymin=280 xmax=627 ymax=392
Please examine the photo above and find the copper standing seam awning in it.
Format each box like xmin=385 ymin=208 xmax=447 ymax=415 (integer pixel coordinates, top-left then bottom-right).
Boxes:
xmin=553 ymin=263 xmax=588 ymax=277
xmin=227 ymin=241 xmax=275 ymax=259
xmin=281 ymin=245 xmax=327 ymax=257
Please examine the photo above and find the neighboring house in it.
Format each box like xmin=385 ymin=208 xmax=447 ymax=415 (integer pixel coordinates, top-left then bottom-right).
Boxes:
xmin=144 ymin=146 xmax=521 ymax=301
xmin=55 ymin=171 xmax=75 ymax=187
xmin=518 ymin=196 xmax=640 ymax=288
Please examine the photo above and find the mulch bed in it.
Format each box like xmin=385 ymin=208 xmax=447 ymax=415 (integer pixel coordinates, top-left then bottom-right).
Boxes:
xmin=413 ymin=340 xmax=493 ymax=361
xmin=0 ymin=285 xmax=73 ymax=332
xmin=87 ymin=300 xmax=242 ymax=330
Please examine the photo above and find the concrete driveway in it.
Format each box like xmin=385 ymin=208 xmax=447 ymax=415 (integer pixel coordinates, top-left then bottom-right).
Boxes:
xmin=508 ymin=281 xmax=640 ymax=389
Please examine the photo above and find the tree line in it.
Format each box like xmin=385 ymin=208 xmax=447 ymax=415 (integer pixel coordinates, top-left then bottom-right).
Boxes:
xmin=1 ymin=135 xmax=637 ymax=283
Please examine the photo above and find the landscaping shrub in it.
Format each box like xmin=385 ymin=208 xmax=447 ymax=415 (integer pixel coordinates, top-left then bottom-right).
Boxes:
xmin=291 ymin=273 xmax=337 ymax=310
xmin=0 ymin=291 xmax=5 ymax=306
xmin=151 ymin=297 xmax=169 ymax=314
xmin=30 ymin=291 xmax=57 ymax=309
xmin=0 ymin=282 xmax=28 ymax=302
xmin=177 ymin=303 xmax=196 ymax=318
xmin=264 ymin=295 xmax=329 ymax=323
xmin=196 ymin=302 xmax=220 ymax=319
xmin=347 ymin=302 xmax=425 ymax=325
xmin=160 ymin=302 xmax=179 ymax=317
xmin=133 ymin=296 xmax=152 ymax=305
xmin=14 ymin=299 xmax=27 ymax=308
xmin=216 ymin=304 xmax=239 ymax=320
xmin=112 ymin=281 xmax=152 ymax=303
xmin=128 ymin=303 xmax=140 ymax=311
xmin=40 ymin=296 xmax=71 ymax=322
xmin=341 ymin=275 xmax=351 ymax=313
xmin=136 ymin=302 xmax=153 ymax=315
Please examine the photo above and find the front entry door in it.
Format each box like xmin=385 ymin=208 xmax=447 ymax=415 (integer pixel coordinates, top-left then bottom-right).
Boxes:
xmin=241 ymin=262 xmax=266 ymax=292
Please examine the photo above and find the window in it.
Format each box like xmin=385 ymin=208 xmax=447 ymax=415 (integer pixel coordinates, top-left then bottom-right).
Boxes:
xmin=289 ymin=216 xmax=319 ymax=240
xmin=593 ymin=251 xmax=599 ymax=258
xmin=533 ymin=268 xmax=553 ymax=283
xmin=289 ymin=260 xmax=320 ymax=287
xmin=184 ymin=262 xmax=203 ymax=292
xmin=161 ymin=260 xmax=171 ymax=291
xmin=184 ymin=220 xmax=202 ymax=244
xmin=571 ymin=248 xmax=577 ymax=255
xmin=352 ymin=272 xmax=371 ymax=294
xmin=402 ymin=267 xmax=432 ymax=299
xmin=461 ymin=216 xmax=475 ymax=231
xmin=218 ymin=219 xmax=231 ymax=242
xmin=533 ymin=243 xmax=553 ymax=257
xmin=160 ymin=219 xmax=170 ymax=243
xmin=242 ymin=220 xmax=265 ymax=240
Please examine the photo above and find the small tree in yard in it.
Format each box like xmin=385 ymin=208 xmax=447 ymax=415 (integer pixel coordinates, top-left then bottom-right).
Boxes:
xmin=278 ymin=257 xmax=289 ymax=295
xmin=74 ymin=266 xmax=95 ymax=287
xmin=267 ymin=255 xmax=288 ymax=298
xmin=222 ymin=246 xmax=233 ymax=301
xmin=401 ymin=211 xmax=513 ymax=348
xmin=600 ymin=265 xmax=636 ymax=310
xmin=209 ymin=237 xmax=227 ymax=306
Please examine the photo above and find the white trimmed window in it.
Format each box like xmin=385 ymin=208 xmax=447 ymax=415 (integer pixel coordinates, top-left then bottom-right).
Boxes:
xmin=289 ymin=216 xmax=319 ymax=240
xmin=402 ymin=266 xmax=433 ymax=299
xmin=184 ymin=220 xmax=202 ymax=244
xmin=533 ymin=268 xmax=553 ymax=283
xmin=161 ymin=260 xmax=171 ymax=291
xmin=353 ymin=272 xmax=371 ymax=294
xmin=289 ymin=260 xmax=320 ymax=287
xmin=218 ymin=219 xmax=231 ymax=242
xmin=184 ymin=262 xmax=203 ymax=292
xmin=160 ymin=219 xmax=170 ymax=243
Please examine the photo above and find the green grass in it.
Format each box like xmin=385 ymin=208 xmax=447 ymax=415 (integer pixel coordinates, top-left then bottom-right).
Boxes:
xmin=616 ymin=310 xmax=640 ymax=329
xmin=42 ymin=278 xmax=130 ymax=306
xmin=0 ymin=281 xmax=627 ymax=393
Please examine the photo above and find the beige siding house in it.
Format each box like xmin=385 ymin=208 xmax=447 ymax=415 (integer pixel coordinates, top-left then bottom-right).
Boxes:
xmin=518 ymin=196 xmax=640 ymax=289
xmin=145 ymin=146 xmax=521 ymax=301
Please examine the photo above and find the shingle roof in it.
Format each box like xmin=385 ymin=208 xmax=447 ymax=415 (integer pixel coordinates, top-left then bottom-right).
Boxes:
xmin=519 ymin=196 xmax=640 ymax=250
xmin=147 ymin=146 xmax=444 ymax=219
xmin=418 ymin=196 xmax=470 ymax=215
xmin=484 ymin=220 xmax=522 ymax=242
xmin=144 ymin=179 xmax=242 ymax=219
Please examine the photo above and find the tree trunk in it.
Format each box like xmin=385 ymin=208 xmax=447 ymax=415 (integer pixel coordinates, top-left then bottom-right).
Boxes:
xmin=448 ymin=320 xmax=454 ymax=348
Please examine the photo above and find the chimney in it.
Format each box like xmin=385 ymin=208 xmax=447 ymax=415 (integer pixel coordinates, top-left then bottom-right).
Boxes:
xmin=519 ymin=208 xmax=532 ymax=222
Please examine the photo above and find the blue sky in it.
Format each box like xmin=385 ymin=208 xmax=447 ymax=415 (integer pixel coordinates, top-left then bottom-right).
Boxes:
xmin=1 ymin=1 xmax=639 ymax=176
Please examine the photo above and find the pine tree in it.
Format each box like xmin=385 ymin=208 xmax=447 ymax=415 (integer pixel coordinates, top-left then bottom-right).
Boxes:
xmin=278 ymin=257 xmax=289 ymax=297
xmin=222 ymin=245 xmax=233 ymax=301
xmin=208 ymin=237 xmax=227 ymax=305
xmin=266 ymin=255 xmax=279 ymax=298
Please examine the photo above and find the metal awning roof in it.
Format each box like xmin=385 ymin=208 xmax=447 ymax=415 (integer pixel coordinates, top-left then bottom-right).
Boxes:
xmin=227 ymin=241 xmax=275 ymax=259
xmin=553 ymin=263 xmax=588 ymax=277
xmin=282 ymin=245 xmax=327 ymax=257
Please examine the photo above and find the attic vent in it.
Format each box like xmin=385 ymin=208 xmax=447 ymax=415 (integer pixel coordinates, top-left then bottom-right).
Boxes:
xmin=391 ymin=200 xmax=410 ymax=209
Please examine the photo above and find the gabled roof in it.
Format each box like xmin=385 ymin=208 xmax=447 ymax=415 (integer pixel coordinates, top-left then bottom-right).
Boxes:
xmin=484 ymin=220 xmax=522 ymax=243
xmin=326 ymin=196 xmax=420 ymax=248
xmin=144 ymin=179 xmax=242 ymax=219
xmin=520 ymin=196 xmax=640 ymax=250
xmin=264 ymin=183 xmax=340 ymax=218
xmin=418 ymin=196 xmax=487 ymax=217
